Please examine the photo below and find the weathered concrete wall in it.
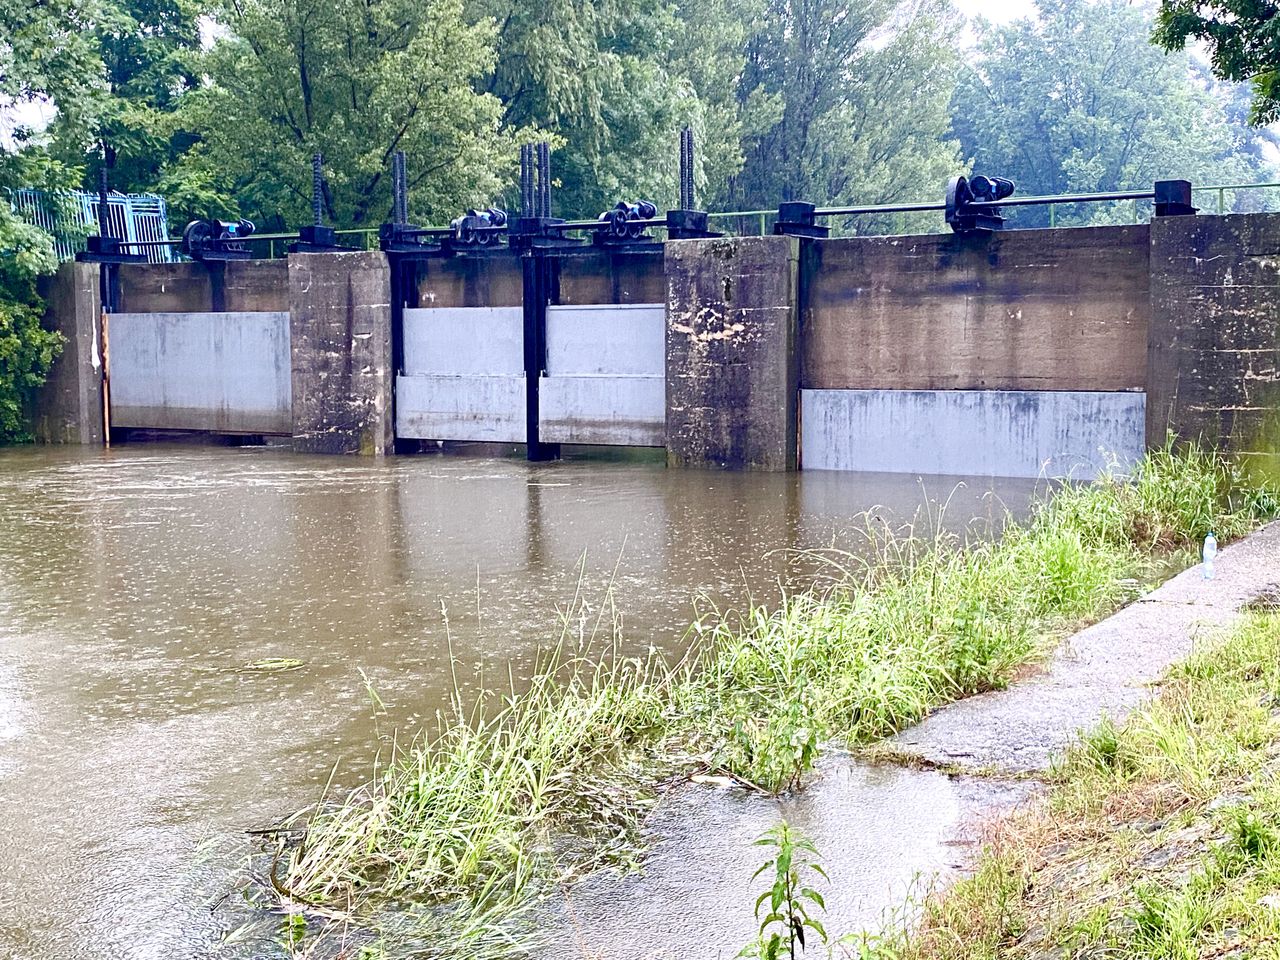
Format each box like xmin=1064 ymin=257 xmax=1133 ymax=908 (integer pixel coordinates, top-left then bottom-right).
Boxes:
xmin=288 ymin=251 xmax=394 ymax=455
xmin=109 ymin=312 xmax=292 ymax=434
xmin=412 ymin=255 xmax=523 ymax=308
xmin=33 ymin=262 xmax=104 ymax=444
xmin=803 ymin=226 xmax=1150 ymax=391
xmin=36 ymin=212 xmax=1280 ymax=467
xmin=666 ymin=236 xmax=799 ymax=470
xmin=1149 ymin=213 xmax=1280 ymax=453
xmin=558 ymin=251 xmax=665 ymax=305
xmin=116 ymin=259 xmax=289 ymax=313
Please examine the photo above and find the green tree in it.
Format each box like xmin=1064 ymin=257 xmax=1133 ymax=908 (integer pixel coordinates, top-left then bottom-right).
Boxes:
xmin=47 ymin=0 xmax=205 ymax=198
xmin=165 ymin=0 xmax=515 ymax=229
xmin=472 ymin=0 xmax=696 ymax=218
xmin=725 ymin=0 xmax=964 ymax=234
xmin=952 ymin=0 xmax=1272 ymax=228
xmin=0 ymin=0 xmax=99 ymax=440
xmin=1154 ymin=0 xmax=1280 ymax=125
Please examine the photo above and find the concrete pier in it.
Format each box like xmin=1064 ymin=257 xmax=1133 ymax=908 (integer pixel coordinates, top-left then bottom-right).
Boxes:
xmin=33 ymin=262 xmax=104 ymax=445
xmin=288 ymin=251 xmax=394 ymax=456
xmin=665 ymin=236 xmax=800 ymax=471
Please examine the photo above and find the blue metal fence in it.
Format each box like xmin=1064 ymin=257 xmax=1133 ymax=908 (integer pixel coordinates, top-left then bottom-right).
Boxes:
xmin=8 ymin=188 xmax=174 ymax=263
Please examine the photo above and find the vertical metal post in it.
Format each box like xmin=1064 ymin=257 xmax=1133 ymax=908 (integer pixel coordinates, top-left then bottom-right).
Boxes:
xmin=537 ymin=141 xmax=551 ymax=218
xmin=520 ymin=144 xmax=533 ymax=218
xmin=518 ymin=140 xmax=558 ymax=462
xmin=312 ymin=153 xmax=324 ymax=226
xmin=1219 ymin=187 xmax=1226 ymax=215
xmin=392 ymin=151 xmax=408 ymax=225
xmin=96 ymin=168 xmax=114 ymax=446
xmin=679 ymin=127 xmax=695 ymax=210
xmin=97 ymin=168 xmax=110 ymax=241
xmin=209 ymin=262 xmax=227 ymax=312
xmin=522 ymin=254 xmax=558 ymax=461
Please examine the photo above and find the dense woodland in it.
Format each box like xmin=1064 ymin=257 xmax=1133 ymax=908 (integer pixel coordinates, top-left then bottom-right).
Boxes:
xmin=0 ymin=0 xmax=1277 ymax=438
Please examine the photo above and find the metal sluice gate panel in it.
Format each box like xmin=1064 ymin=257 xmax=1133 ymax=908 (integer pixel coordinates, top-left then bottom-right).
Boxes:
xmin=396 ymin=307 xmax=528 ymax=443
xmin=540 ymin=304 xmax=665 ymax=447
xmin=394 ymin=304 xmax=666 ymax=447
xmin=109 ymin=312 xmax=292 ymax=434
xmin=801 ymin=389 xmax=1147 ymax=479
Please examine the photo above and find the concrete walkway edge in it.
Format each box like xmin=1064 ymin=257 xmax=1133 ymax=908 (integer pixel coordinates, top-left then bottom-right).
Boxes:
xmin=888 ymin=521 xmax=1280 ymax=774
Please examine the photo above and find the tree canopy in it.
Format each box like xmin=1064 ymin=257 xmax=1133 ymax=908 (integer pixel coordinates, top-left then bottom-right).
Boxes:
xmin=952 ymin=0 xmax=1272 ymax=227
xmin=18 ymin=0 xmax=1276 ymax=228
xmin=156 ymin=0 xmax=515 ymax=228
xmin=1154 ymin=0 xmax=1280 ymax=125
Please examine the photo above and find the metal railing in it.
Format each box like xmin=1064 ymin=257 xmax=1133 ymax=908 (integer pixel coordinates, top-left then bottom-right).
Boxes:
xmin=708 ymin=181 xmax=1280 ymax=234
xmin=9 ymin=188 xmax=175 ymax=262
xmin=26 ymin=179 xmax=1280 ymax=260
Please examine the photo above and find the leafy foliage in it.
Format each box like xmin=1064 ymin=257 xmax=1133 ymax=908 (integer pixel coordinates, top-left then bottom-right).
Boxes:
xmin=953 ymin=0 xmax=1272 ymax=228
xmin=162 ymin=0 xmax=516 ymax=228
xmin=742 ymin=821 xmax=829 ymax=960
xmin=0 ymin=0 xmax=106 ymax=138
xmin=46 ymin=0 xmax=205 ymax=200
xmin=0 ymin=0 xmax=89 ymax=442
xmin=1154 ymin=0 xmax=1280 ymax=126
xmin=726 ymin=0 xmax=963 ymax=233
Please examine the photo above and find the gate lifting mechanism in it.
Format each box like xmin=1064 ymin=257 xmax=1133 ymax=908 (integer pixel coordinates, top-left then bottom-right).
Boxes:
xmin=181 ymin=217 xmax=256 ymax=261
xmin=773 ymin=175 xmax=1197 ymax=237
xmin=95 ymin=154 xmax=350 ymax=262
xmin=379 ymin=127 xmax=718 ymax=259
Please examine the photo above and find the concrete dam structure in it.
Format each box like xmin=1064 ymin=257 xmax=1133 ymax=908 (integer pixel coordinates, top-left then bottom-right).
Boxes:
xmin=35 ymin=212 xmax=1280 ymax=478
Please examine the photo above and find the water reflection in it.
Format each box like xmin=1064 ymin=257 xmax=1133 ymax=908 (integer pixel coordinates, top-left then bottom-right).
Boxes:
xmin=0 ymin=446 xmax=1040 ymax=958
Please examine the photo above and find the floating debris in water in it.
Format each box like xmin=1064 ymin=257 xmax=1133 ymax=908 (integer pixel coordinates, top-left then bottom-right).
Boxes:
xmin=240 ymin=657 xmax=305 ymax=673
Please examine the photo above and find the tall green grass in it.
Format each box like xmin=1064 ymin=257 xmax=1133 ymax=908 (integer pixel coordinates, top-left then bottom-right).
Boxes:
xmin=276 ymin=441 xmax=1278 ymax=945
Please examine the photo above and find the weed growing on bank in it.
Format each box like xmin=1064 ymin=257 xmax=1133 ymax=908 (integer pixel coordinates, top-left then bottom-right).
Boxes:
xmin=273 ymin=442 xmax=1278 ymax=949
xmin=866 ymin=612 xmax=1280 ymax=960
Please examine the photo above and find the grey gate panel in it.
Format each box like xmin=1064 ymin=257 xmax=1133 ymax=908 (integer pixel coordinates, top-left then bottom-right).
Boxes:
xmin=539 ymin=304 xmax=665 ymax=446
xmin=801 ymin=389 xmax=1147 ymax=479
xmin=109 ymin=311 xmax=291 ymax=434
xmin=396 ymin=306 xmax=526 ymax=442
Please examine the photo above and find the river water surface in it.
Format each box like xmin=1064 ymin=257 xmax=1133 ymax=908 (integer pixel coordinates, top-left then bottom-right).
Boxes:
xmin=0 ymin=446 xmax=1040 ymax=958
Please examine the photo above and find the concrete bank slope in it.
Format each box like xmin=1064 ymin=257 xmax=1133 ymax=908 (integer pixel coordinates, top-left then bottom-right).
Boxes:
xmin=890 ymin=521 xmax=1280 ymax=774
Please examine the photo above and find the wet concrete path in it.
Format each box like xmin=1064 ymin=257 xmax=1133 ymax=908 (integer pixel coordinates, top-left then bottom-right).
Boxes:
xmin=553 ymin=522 xmax=1280 ymax=958
xmin=891 ymin=521 xmax=1280 ymax=774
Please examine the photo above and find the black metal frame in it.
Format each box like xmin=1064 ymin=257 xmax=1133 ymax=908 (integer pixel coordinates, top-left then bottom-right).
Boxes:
xmin=773 ymin=177 xmax=1199 ymax=237
xmin=381 ymin=133 xmax=716 ymax=461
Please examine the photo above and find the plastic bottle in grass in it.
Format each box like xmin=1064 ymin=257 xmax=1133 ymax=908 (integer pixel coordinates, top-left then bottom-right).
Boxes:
xmin=1203 ymin=532 xmax=1218 ymax=580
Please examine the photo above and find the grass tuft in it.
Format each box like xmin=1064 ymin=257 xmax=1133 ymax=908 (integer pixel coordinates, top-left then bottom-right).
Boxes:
xmin=876 ymin=612 xmax=1280 ymax=960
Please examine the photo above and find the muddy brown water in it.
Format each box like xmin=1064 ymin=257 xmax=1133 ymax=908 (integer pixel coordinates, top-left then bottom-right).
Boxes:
xmin=0 ymin=446 xmax=1041 ymax=958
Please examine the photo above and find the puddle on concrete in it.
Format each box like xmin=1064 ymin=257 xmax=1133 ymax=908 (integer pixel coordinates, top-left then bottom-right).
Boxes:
xmin=0 ymin=445 xmax=1041 ymax=958
xmin=546 ymin=757 xmax=1035 ymax=959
